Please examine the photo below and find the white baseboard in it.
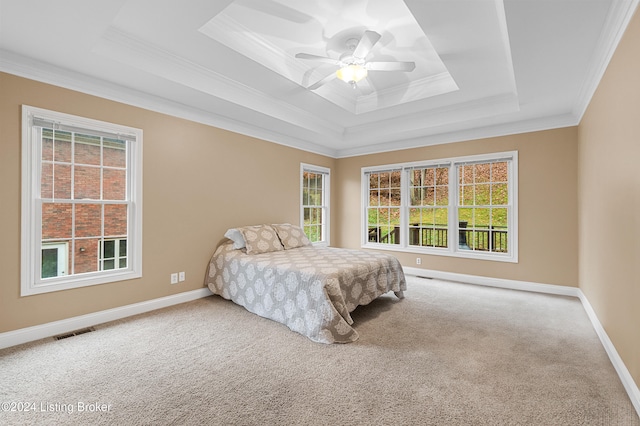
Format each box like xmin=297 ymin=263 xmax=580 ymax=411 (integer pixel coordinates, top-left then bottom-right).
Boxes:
xmin=402 ymin=266 xmax=581 ymax=297
xmin=0 ymin=288 xmax=213 ymax=350
xmin=578 ymin=291 xmax=640 ymax=417
xmin=403 ymin=267 xmax=640 ymax=418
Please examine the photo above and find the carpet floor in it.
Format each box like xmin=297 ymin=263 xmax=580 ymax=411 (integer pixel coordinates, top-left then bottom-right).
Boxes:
xmin=1 ymin=276 xmax=638 ymax=425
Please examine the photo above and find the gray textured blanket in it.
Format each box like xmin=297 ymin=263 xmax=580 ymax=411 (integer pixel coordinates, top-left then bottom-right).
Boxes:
xmin=205 ymin=241 xmax=407 ymax=343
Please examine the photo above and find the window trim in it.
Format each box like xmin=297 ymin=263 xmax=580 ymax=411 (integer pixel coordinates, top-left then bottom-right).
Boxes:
xmin=21 ymin=105 xmax=143 ymax=296
xmin=361 ymin=151 xmax=518 ymax=263
xmin=300 ymin=163 xmax=330 ymax=246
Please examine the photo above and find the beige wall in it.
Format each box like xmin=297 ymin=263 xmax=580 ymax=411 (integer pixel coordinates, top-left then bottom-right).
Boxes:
xmin=335 ymin=128 xmax=579 ymax=287
xmin=578 ymin=9 xmax=640 ymax=388
xmin=0 ymin=72 xmax=335 ymax=332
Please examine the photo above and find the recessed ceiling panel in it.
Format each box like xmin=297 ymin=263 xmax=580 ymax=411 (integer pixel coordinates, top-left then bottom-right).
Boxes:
xmin=199 ymin=0 xmax=458 ymax=114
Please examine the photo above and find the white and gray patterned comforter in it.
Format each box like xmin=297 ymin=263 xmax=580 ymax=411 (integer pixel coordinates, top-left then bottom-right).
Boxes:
xmin=205 ymin=241 xmax=407 ymax=343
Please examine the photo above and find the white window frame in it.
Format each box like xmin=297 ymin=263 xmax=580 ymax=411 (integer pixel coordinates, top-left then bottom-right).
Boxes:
xmin=300 ymin=163 xmax=330 ymax=246
xmin=21 ymin=105 xmax=143 ymax=296
xmin=361 ymin=151 xmax=518 ymax=263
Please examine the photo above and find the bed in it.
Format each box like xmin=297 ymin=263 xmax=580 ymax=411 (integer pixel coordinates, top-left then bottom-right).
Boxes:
xmin=204 ymin=224 xmax=407 ymax=343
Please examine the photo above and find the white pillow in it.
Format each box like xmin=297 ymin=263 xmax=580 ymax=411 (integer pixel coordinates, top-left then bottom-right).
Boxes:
xmin=224 ymin=228 xmax=246 ymax=249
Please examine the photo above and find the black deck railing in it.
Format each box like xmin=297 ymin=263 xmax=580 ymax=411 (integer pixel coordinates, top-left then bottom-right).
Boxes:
xmin=368 ymin=223 xmax=508 ymax=252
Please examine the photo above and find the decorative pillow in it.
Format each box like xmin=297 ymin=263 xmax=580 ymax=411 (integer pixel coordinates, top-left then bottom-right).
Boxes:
xmin=238 ymin=225 xmax=284 ymax=255
xmin=272 ymin=223 xmax=312 ymax=250
xmin=224 ymin=228 xmax=246 ymax=250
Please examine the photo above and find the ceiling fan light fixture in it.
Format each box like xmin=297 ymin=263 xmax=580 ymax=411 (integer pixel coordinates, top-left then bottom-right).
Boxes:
xmin=336 ymin=64 xmax=368 ymax=84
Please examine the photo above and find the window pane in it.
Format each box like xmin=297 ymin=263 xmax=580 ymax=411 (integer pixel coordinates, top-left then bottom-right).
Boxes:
xmin=474 ymin=163 xmax=491 ymax=183
xmin=42 ymin=203 xmax=72 ymax=239
xmin=461 ymin=165 xmax=473 ymax=184
xmin=103 ymin=139 xmax=127 ymax=168
xmin=75 ymin=238 xmax=99 ymax=274
xmin=103 ymin=259 xmax=115 ymax=270
xmin=369 ymin=190 xmax=380 ymax=207
xmin=435 ymin=208 xmax=448 ymax=228
xmin=459 ymin=185 xmax=473 ymax=206
xmin=103 ymin=169 xmax=126 ymax=200
xmin=411 ymin=169 xmax=422 ymax=187
xmin=390 ymin=171 xmax=401 ymax=188
xmin=41 ymin=163 xmax=53 ymax=199
xmin=475 ymin=184 xmax=490 ymax=205
xmin=119 ymin=239 xmax=127 ymax=256
xmin=104 ymin=204 xmax=127 ymax=236
xmin=435 ymin=167 xmax=448 ymax=185
xmin=475 ymin=208 xmax=490 ymax=229
xmin=367 ymin=208 xmax=378 ymax=227
xmin=379 ymin=189 xmax=390 ymax=206
xmin=42 ymin=132 xmax=54 ymax=162
xmin=41 ymin=248 xmax=59 ymax=278
xmin=492 ymin=162 xmax=508 ymax=182
xmin=390 ymin=188 xmax=401 ymax=206
xmin=423 ymin=168 xmax=434 ymax=186
xmin=74 ymin=134 xmax=101 ymax=165
xmin=435 ymin=186 xmax=448 ymax=206
xmin=369 ymin=173 xmax=379 ymax=189
xmin=492 ymin=208 xmax=508 ymax=228
xmin=458 ymin=207 xmax=474 ymax=228
xmin=75 ymin=204 xmax=102 ymax=238
xmin=379 ymin=172 xmax=390 ymax=189
xmin=74 ymin=166 xmax=101 ymax=200
xmin=119 ymin=258 xmax=127 ymax=268
xmin=54 ymin=164 xmax=72 ymax=199
xmin=103 ymin=240 xmax=115 ymax=258
xmin=423 ymin=187 xmax=434 ymax=206
xmin=492 ymin=183 xmax=508 ymax=205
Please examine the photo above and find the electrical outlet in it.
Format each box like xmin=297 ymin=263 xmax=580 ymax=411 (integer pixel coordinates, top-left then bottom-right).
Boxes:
xmin=416 ymin=257 xmax=422 ymax=265
xmin=170 ymin=273 xmax=178 ymax=284
xmin=179 ymin=271 xmax=185 ymax=282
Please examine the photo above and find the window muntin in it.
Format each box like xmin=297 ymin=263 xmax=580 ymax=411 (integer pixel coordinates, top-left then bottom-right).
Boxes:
xmin=362 ymin=152 xmax=517 ymax=262
xmin=22 ymin=105 xmax=142 ymax=296
xmin=301 ymin=164 xmax=330 ymax=245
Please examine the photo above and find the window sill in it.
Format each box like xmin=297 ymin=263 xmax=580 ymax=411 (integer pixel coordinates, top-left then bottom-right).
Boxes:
xmin=361 ymin=243 xmax=518 ymax=263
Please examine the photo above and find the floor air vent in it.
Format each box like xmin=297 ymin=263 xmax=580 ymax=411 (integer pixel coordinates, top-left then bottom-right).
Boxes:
xmin=54 ymin=327 xmax=95 ymax=340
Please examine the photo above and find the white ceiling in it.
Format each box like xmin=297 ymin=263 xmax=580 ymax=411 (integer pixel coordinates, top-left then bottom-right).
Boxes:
xmin=0 ymin=0 xmax=637 ymax=158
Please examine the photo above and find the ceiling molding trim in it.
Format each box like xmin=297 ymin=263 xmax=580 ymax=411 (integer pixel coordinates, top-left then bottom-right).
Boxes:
xmin=0 ymin=49 xmax=339 ymax=158
xmin=355 ymin=72 xmax=459 ymax=115
xmin=199 ymin=13 xmax=311 ymax=82
xmin=572 ymin=0 xmax=639 ymax=120
xmin=335 ymin=112 xmax=579 ymax=158
xmin=94 ymin=27 xmax=344 ymax=138
xmin=344 ymin=92 xmax=520 ymax=143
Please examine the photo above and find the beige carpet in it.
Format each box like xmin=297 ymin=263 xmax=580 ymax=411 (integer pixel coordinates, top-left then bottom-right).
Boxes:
xmin=1 ymin=277 xmax=638 ymax=425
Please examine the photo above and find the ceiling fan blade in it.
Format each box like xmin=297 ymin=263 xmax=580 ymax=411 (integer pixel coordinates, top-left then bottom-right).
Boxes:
xmin=353 ymin=30 xmax=382 ymax=60
xmin=295 ymin=53 xmax=341 ymax=66
xmin=366 ymin=61 xmax=416 ymax=72
xmin=307 ymin=72 xmax=337 ymax=90
xmin=357 ymin=77 xmax=375 ymax=96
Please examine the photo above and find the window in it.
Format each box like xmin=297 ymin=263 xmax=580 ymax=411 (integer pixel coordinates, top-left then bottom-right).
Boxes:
xmin=21 ymin=105 xmax=143 ymax=296
xmin=301 ymin=164 xmax=330 ymax=245
xmin=362 ymin=152 xmax=518 ymax=262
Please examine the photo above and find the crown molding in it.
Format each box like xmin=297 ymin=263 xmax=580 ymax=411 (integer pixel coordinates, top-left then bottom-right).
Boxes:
xmin=572 ymin=0 xmax=639 ymax=120
xmin=335 ymin=112 xmax=578 ymax=158
xmin=0 ymin=49 xmax=339 ymax=158
xmin=94 ymin=27 xmax=344 ymax=139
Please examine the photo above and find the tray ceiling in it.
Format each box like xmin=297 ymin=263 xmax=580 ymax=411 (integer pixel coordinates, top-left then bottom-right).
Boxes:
xmin=0 ymin=0 xmax=637 ymax=157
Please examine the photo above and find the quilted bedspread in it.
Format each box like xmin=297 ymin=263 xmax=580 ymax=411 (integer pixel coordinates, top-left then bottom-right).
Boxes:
xmin=205 ymin=241 xmax=407 ymax=343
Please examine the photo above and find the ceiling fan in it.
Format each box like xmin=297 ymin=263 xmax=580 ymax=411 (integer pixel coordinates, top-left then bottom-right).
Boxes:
xmin=295 ymin=30 xmax=416 ymax=93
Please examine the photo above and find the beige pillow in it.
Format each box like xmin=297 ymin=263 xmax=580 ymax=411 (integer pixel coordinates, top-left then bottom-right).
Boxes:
xmin=238 ymin=225 xmax=284 ymax=254
xmin=272 ymin=223 xmax=312 ymax=250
